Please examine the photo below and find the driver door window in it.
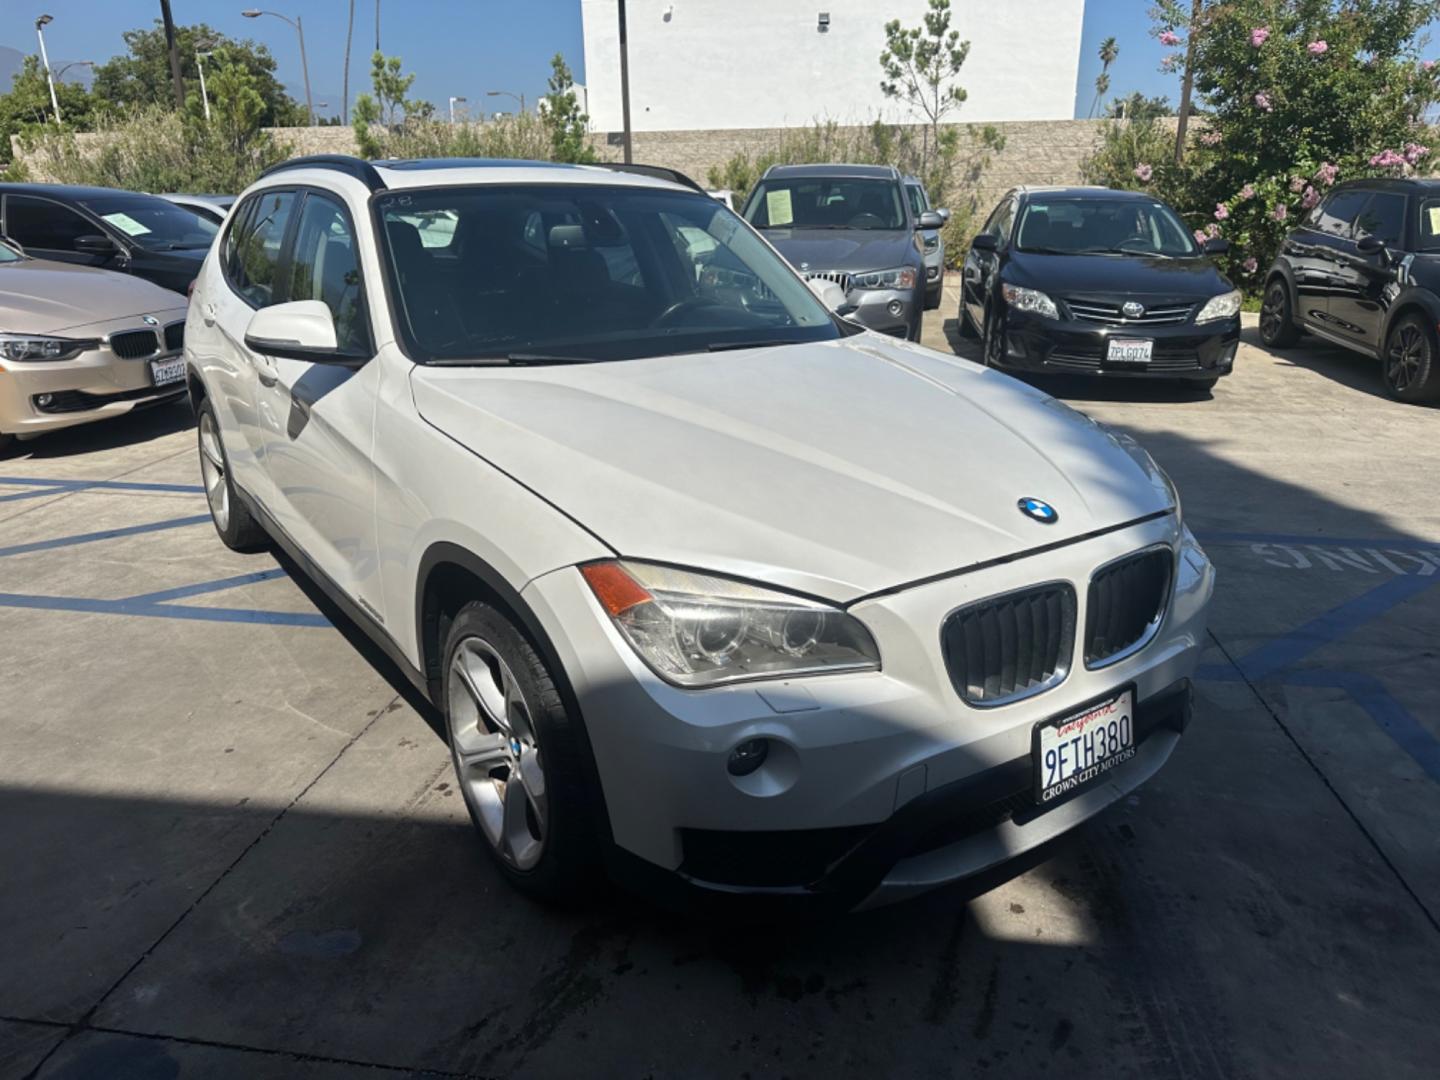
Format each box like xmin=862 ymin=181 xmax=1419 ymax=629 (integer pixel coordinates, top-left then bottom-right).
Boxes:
xmin=286 ymin=192 xmax=369 ymax=354
xmin=4 ymin=195 xmax=103 ymax=260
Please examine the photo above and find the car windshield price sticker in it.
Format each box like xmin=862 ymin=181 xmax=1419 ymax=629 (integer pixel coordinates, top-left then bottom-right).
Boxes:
xmin=766 ymin=188 xmax=793 ymax=226
xmin=1034 ymin=689 xmax=1135 ymax=803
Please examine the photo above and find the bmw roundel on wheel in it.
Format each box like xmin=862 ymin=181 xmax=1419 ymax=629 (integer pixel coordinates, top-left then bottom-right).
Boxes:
xmin=185 ymin=156 xmax=1215 ymax=909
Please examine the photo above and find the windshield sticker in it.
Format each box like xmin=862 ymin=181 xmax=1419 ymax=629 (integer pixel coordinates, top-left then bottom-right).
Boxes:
xmin=766 ymin=189 xmax=794 ymax=226
xmin=1428 ymin=206 xmax=1440 ymax=234
xmin=102 ymin=212 xmax=151 ymax=236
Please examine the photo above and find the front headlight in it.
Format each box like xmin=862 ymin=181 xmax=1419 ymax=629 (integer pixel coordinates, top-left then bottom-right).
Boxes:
xmin=1002 ymin=283 xmax=1059 ymax=319
xmin=1195 ymin=289 xmax=1241 ymax=323
xmin=581 ymin=560 xmax=881 ymax=688
xmin=0 ymin=334 xmax=95 ymax=363
xmin=922 ymin=234 xmax=939 ymax=252
xmin=852 ymin=266 xmax=917 ymax=290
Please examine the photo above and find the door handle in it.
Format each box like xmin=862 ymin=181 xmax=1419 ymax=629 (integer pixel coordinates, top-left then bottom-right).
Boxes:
xmin=202 ymin=302 xmax=216 ymax=326
xmin=256 ymin=366 xmax=278 ymax=388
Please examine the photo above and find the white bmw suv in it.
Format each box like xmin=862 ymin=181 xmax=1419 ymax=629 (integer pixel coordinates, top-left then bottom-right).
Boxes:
xmin=186 ymin=156 xmax=1214 ymax=910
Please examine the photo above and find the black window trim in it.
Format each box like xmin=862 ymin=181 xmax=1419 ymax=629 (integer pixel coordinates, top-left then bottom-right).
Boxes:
xmin=0 ymin=191 xmax=129 ymax=255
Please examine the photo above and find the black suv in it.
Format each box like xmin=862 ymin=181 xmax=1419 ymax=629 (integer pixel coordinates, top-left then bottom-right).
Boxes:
xmin=1261 ymin=178 xmax=1440 ymax=403
xmin=0 ymin=183 xmax=216 ymax=296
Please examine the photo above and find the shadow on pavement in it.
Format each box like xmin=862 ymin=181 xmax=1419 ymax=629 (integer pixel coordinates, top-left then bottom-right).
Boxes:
xmin=0 ymin=398 xmax=194 ymax=462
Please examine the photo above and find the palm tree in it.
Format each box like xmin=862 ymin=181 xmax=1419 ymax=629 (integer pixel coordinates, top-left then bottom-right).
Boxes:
xmin=1090 ymin=36 xmax=1118 ymax=118
xmin=342 ymin=0 xmax=355 ymax=124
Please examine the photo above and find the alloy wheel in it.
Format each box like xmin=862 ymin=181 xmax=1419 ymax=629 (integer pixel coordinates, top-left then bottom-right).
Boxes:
xmin=1387 ymin=323 xmax=1425 ymax=393
xmin=1259 ymin=285 xmax=1286 ymax=343
xmin=198 ymin=411 xmax=229 ymax=532
xmin=447 ymin=636 xmax=548 ymax=870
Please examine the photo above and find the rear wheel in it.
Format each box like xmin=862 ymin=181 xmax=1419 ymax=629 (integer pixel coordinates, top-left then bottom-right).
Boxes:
xmin=1383 ymin=314 xmax=1440 ymax=404
xmin=957 ymin=299 xmax=978 ymax=339
xmin=1259 ymin=279 xmax=1300 ymax=347
xmin=443 ymin=601 xmax=600 ymax=902
xmin=197 ymin=401 xmax=267 ymax=552
xmin=981 ymin=306 xmax=1004 ymax=366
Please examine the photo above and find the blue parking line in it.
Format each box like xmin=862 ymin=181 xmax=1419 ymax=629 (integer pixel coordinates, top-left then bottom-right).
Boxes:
xmin=0 ymin=515 xmax=211 ymax=558
xmin=1286 ymin=670 xmax=1440 ymax=784
xmin=0 ymin=475 xmax=204 ymax=495
xmin=127 ymin=568 xmax=289 ymax=604
xmin=0 ymin=590 xmax=329 ymax=628
xmin=0 ymin=487 xmax=72 ymax=504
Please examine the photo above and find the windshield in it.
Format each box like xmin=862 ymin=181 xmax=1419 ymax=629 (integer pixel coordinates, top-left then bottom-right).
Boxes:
xmin=1015 ymin=198 xmax=1199 ymax=256
xmin=744 ymin=178 xmax=906 ymax=231
xmin=0 ymin=241 xmax=23 ymax=263
xmin=78 ymin=196 xmax=219 ymax=251
xmin=376 ymin=184 xmax=840 ymax=363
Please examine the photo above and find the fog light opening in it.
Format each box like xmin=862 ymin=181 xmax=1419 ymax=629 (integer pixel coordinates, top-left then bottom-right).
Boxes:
xmin=35 ymin=393 xmax=54 ymax=408
xmin=727 ymin=738 xmax=769 ymax=777
xmin=887 ymin=299 xmax=904 ymax=318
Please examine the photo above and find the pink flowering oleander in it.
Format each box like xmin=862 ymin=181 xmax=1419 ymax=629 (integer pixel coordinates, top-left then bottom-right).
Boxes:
xmin=1307 ymin=40 xmax=1328 ymax=56
xmin=1243 ymin=257 xmax=1258 ymax=274
xmin=1214 ymin=203 xmax=1229 ymax=221
xmin=1199 ymin=130 xmax=1221 ymax=146
xmin=1404 ymin=143 xmax=1429 ymax=165
xmin=1134 ymin=163 xmax=1153 ymax=182
xmin=1193 ymin=229 xmax=1207 ymax=244
xmin=1159 ymin=30 xmax=1181 ymax=46
xmin=1254 ymin=92 xmax=1273 ymax=112
xmin=1251 ymin=26 xmax=1270 ymax=47
xmin=1301 ymin=186 xmax=1320 ymax=209
xmin=1238 ymin=184 xmax=1256 ymax=201
xmin=1370 ymin=149 xmax=1408 ymax=168
xmin=1160 ymin=54 xmax=1181 ymax=72
xmin=1272 ymin=205 xmax=1288 ymax=222
xmin=1425 ymin=60 xmax=1437 ymax=71
xmin=1314 ymin=162 xmax=1338 ymax=186
xmin=1289 ymin=176 xmax=1306 ymax=193
xmin=1205 ymin=223 xmax=1221 ymax=238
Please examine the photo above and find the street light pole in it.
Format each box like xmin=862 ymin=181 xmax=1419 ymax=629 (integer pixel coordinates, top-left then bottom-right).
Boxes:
xmin=617 ymin=0 xmax=633 ymax=163
xmin=241 ymin=9 xmax=315 ymax=125
xmin=485 ymin=90 xmax=525 ymax=116
xmin=196 ymin=52 xmax=212 ymax=122
xmin=34 ymin=15 xmax=60 ymax=124
xmin=449 ymin=96 xmax=467 ymax=124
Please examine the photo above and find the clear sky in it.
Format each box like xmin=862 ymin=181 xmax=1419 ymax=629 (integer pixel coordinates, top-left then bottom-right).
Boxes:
xmin=1 ymin=1 xmax=1432 ymax=122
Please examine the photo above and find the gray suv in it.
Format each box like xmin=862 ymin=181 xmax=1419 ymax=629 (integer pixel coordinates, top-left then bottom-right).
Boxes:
xmin=742 ymin=164 xmax=941 ymax=340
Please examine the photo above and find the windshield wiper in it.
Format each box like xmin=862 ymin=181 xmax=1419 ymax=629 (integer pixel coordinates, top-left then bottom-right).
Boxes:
xmin=1018 ymin=246 xmax=1084 ymax=255
xmin=706 ymin=339 xmax=804 ymax=353
xmin=429 ymin=352 xmax=600 ymax=367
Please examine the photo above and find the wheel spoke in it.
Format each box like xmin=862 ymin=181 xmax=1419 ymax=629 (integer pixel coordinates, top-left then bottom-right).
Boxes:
xmin=514 ymin=746 xmax=547 ymax=831
xmin=453 ymin=728 xmax=511 ymax=773
xmin=454 ymin=645 xmax=512 ymax=735
xmin=501 ymin=768 xmax=544 ymax=868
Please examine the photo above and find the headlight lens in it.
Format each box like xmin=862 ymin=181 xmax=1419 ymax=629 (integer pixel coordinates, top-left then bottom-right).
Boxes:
xmin=1001 ymin=283 xmax=1059 ymax=319
xmin=1195 ymin=289 xmax=1241 ymax=323
xmin=922 ymin=234 xmax=939 ymax=252
xmin=581 ymin=560 xmax=881 ymax=688
xmin=852 ymin=266 xmax=917 ymax=290
xmin=0 ymin=334 xmax=94 ymax=363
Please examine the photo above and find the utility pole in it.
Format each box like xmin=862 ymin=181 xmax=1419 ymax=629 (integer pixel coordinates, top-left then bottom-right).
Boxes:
xmin=1173 ymin=0 xmax=1203 ymax=164
xmin=34 ymin=15 xmax=60 ymax=123
xmin=343 ymin=0 xmax=354 ymax=124
xmin=375 ymin=0 xmax=381 ymax=53
xmin=618 ymin=0 xmax=632 ymax=163
xmin=159 ymin=0 xmax=186 ymax=112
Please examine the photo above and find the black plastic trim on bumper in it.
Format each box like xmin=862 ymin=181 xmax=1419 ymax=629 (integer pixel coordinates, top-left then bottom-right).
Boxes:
xmin=623 ymin=678 xmax=1193 ymax=913
xmin=997 ymin=311 xmax=1240 ymax=379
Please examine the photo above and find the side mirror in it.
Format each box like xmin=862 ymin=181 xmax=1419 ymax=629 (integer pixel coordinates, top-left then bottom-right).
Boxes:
xmin=970 ymin=233 xmax=998 ymax=252
xmin=806 ymin=276 xmax=848 ymax=312
xmin=75 ymin=234 xmax=118 ymax=255
xmin=244 ymin=300 xmax=358 ymax=364
xmin=1356 ymin=234 xmax=1386 ymax=256
xmin=1203 ymin=237 xmax=1230 ymax=255
xmin=916 ymin=211 xmax=945 ymax=230
xmin=935 ymin=207 xmax=951 ymax=223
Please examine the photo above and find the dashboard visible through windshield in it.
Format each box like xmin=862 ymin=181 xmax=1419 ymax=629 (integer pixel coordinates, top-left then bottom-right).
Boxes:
xmin=1015 ymin=198 xmax=1199 ymax=257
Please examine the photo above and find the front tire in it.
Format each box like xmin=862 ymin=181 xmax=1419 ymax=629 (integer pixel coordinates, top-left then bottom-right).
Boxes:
xmin=197 ymin=401 xmax=267 ymax=552
xmin=981 ymin=306 xmax=1004 ymax=367
xmin=1259 ymin=279 xmax=1300 ymax=347
xmin=443 ymin=601 xmax=600 ymax=902
xmin=1383 ymin=314 xmax=1440 ymax=404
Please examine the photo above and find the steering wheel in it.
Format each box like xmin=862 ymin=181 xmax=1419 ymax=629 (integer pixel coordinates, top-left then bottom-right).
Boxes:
xmin=651 ymin=296 xmax=727 ymax=327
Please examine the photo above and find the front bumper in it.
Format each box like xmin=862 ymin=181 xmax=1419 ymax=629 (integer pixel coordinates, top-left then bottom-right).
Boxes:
xmin=844 ymin=286 xmax=921 ymax=338
xmin=524 ymin=515 xmax=1215 ymax=910
xmin=0 ymin=311 xmax=189 ymax=437
xmin=997 ymin=308 xmax=1240 ymax=380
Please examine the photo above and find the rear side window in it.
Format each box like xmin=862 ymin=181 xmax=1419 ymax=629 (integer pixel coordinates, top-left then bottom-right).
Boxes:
xmin=1419 ymin=199 xmax=1440 ymax=250
xmin=1353 ymin=192 xmax=1406 ymax=247
xmin=225 ymin=189 xmax=297 ymax=307
xmin=5 ymin=195 xmax=98 ymax=252
xmin=286 ymin=192 xmax=368 ymax=354
xmin=1312 ymin=190 xmax=1370 ymax=237
xmin=905 ymin=184 xmax=926 ymax=216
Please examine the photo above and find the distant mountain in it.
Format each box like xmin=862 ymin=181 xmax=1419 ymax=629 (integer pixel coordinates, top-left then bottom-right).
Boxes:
xmin=0 ymin=44 xmax=98 ymax=90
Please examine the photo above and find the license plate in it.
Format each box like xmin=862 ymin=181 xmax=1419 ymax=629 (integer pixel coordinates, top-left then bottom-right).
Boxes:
xmin=150 ymin=358 xmax=185 ymax=386
xmin=1106 ymin=338 xmax=1153 ymax=363
xmin=1033 ymin=688 xmax=1136 ymax=804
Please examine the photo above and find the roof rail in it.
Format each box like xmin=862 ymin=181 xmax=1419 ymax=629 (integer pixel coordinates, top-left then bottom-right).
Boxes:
xmin=257 ymin=155 xmax=387 ymax=191
xmin=601 ymin=162 xmax=706 ymax=193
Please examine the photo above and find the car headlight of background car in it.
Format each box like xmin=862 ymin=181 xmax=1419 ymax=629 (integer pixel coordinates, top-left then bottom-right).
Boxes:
xmin=922 ymin=234 xmax=939 ymax=252
xmin=1002 ymin=283 xmax=1060 ymax=319
xmin=1195 ymin=289 xmax=1242 ymax=323
xmin=581 ymin=560 xmax=881 ymax=688
xmin=0 ymin=334 xmax=96 ymax=363
xmin=852 ymin=267 xmax=917 ymax=291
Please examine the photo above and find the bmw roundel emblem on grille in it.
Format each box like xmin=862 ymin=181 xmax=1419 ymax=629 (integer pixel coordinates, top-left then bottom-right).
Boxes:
xmin=142 ymin=315 xmax=160 ymax=326
xmin=1122 ymin=301 xmax=1144 ymax=319
xmin=1017 ymin=497 xmax=1058 ymax=524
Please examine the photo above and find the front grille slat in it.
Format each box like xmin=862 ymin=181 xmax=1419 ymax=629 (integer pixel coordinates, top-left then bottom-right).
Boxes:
xmin=108 ymin=329 xmax=159 ymax=360
xmin=941 ymin=583 xmax=1076 ymax=707
xmin=803 ymin=270 xmax=853 ymax=293
xmin=163 ymin=322 xmax=184 ymax=353
xmin=1065 ymin=299 xmax=1196 ymax=326
xmin=1084 ymin=548 xmax=1174 ymax=667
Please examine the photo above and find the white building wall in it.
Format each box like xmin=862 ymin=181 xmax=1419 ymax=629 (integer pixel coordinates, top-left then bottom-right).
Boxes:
xmin=581 ymin=0 xmax=1085 ymax=132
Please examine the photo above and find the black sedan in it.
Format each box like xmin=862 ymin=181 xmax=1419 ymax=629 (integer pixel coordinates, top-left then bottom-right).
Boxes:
xmin=0 ymin=183 xmax=216 ymax=296
xmin=959 ymin=187 xmax=1241 ymax=388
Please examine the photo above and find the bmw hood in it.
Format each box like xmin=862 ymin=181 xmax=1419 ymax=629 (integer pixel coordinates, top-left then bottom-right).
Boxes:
xmin=1007 ymin=251 xmax=1233 ymax=300
xmin=761 ymin=228 xmax=919 ymax=275
xmin=0 ymin=258 xmax=189 ymax=334
xmin=410 ymin=338 xmax=1175 ymax=601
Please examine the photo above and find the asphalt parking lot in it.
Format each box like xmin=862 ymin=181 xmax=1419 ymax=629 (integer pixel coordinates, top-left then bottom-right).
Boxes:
xmin=3 ymin=283 xmax=1439 ymax=1080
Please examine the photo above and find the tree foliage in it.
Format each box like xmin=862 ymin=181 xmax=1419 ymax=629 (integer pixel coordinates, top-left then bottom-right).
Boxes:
xmin=91 ymin=21 xmax=305 ymax=127
xmin=352 ymin=52 xmax=427 ymax=158
xmin=880 ymin=0 xmax=972 ymax=183
xmin=0 ymin=57 xmax=99 ymax=168
xmin=541 ymin=54 xmax=596 ymax=163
